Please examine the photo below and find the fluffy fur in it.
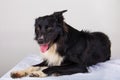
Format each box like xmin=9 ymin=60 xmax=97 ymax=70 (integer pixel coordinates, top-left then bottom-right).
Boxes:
xmin=11 ymin=10 xmax=111 ymax=78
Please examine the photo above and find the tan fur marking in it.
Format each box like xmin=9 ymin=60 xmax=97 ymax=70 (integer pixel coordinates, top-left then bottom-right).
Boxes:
xmin=63 ymin=23 xmax=68 ymax=32
xmin=40 ymin=66 xmax=48 ymax=71
xmin=42 ymin=43 xmax=64 ymax=66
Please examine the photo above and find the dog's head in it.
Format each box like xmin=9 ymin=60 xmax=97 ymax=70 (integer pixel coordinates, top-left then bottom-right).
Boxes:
xmin=34 ymin=10 xmax=67 ymax=53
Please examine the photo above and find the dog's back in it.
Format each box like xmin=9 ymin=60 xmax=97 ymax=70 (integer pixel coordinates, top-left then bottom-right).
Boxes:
xmin=59 ymin=23 xmax=111 ymax=67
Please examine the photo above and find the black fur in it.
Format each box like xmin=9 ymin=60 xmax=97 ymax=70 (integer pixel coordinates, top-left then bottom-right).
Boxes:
xmin=34 ymin=10 xmax=111 ymax=76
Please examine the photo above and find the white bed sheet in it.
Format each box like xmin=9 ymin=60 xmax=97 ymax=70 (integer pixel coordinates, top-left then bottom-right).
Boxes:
xmin=1 ymin=54 xmax=120 ymax=80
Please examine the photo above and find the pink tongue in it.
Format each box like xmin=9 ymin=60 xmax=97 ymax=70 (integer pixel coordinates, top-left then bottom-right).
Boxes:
xmin=40 ymin=44 xmax=49 ymax=53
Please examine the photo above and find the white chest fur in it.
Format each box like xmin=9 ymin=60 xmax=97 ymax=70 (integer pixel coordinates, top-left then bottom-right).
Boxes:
xmin=41 ymin=43 xmax=64 ymax=66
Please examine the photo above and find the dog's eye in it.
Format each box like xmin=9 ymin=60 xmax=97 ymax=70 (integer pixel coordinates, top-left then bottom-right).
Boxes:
xmin=36 ymin=27 xmax=40 ymax=31
xmin=46 ymin=27 xmax=53 ymax=32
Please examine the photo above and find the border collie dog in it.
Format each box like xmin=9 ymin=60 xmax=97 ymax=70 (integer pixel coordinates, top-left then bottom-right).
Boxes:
xmin=11 ymin=10 xmax=111 ymax=78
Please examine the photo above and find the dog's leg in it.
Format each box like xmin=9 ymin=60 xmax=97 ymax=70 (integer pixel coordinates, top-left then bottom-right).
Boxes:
xmin=11 ymin=61 xmax=48 ymax=78
xmin=11 ymin=66 xmax=40 ymax=78
xmin=28 ymin=60 xmax=48 ymax=77
xmin=42 ymin=65 xmax=88 ymax=76
xmin=29 ymin=67 xmax=48 ymax=77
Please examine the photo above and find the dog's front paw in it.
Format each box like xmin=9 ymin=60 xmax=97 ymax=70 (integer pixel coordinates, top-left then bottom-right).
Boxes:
xmin=29 ymin=71 xmax=47 ymax=77
xmin=11 ymin=71 xmax=27 ymax=78
xmin=29 ymin=72 xmax=40 ymax=77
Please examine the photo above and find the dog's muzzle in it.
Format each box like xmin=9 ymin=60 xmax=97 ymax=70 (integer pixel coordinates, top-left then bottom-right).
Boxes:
xmin=37 ymin=35 xmax=44 ymax=44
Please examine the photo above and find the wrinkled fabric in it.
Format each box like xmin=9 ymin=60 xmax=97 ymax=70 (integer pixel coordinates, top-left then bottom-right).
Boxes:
xmin=1 ymin=54 xmax=120 ymax=80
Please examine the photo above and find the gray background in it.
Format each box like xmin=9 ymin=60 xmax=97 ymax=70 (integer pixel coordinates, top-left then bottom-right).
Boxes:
xmin=0 ymin=0 xmax=120 ymax=77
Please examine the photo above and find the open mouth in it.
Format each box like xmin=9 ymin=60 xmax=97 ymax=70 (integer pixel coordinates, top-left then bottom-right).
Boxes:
xmin=39 ymin=42 xmax=50 ymax=53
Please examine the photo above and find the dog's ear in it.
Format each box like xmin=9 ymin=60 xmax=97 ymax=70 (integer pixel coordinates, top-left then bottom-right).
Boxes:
xmin=54 ymin=10 xmax=67 ymax=15
xmin=53 ymin=10 xmax=67 ymax=23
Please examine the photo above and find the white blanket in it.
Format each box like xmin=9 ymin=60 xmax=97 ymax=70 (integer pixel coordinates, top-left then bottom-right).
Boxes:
xmin=1 ymin=54 xmax=120 ymax=80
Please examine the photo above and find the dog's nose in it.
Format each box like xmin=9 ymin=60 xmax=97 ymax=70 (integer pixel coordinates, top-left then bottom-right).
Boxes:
xmin=38 ymin=35 xmax=44 ymax=44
